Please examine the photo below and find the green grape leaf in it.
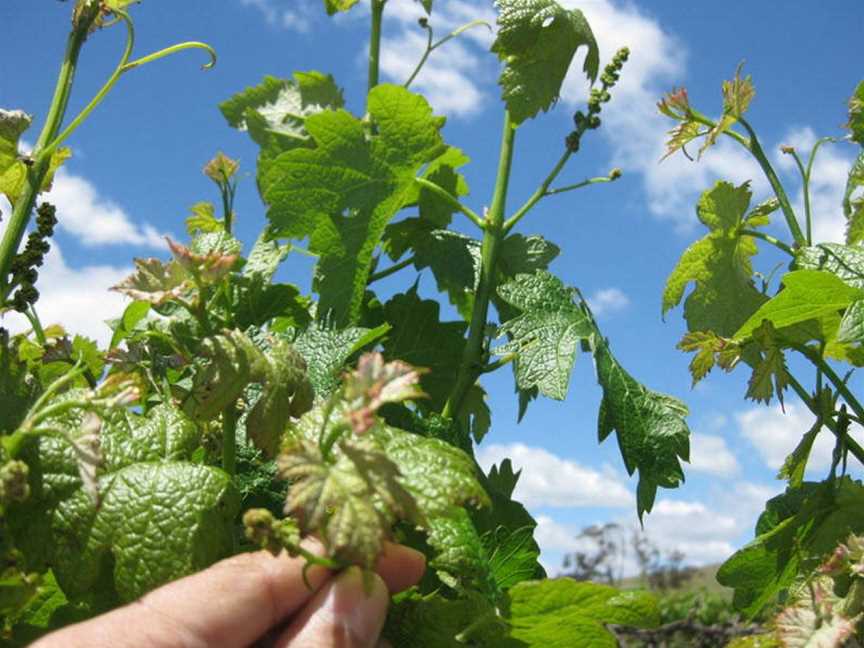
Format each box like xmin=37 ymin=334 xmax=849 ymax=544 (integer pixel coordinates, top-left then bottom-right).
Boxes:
xmin=485 ymin=524 xmax=543 ymax=592
xmin=183 ymin=330 xmax=268 ymax=421
xmin=0 ymin=335 xmax=38 ymax=434
xmin=221 ymin=72 xmax=344 ymax=177
xmin=473 ymin=461 xmax=545 ymax=591
xmin=425 ymin=506 xmax=493 ymax=594
xmin=838 ymin=299 xmax=864 ymax=344
xmin=0 ymin=109 xmax=31 ymax=206
xmin=492 ymin=0 xmax=599 ymax=125
xmin=457 ymin=383 xmax=492 ymax=444
xmin=413 ymin=230 xmax=481 ymax=320
xmin=844 ymin=152 xmax=864 ymax=244
xmin=323 ymin=0 xmax=360 ymax=15
xmin=108 ymin=300 xmax=150 ymax=349
xmin=279 ymin=437 xmax=418 ymax=568
xmin=384 ymin=591 xmax=507 ymax=648
xmin=262 ymin=84 xmax=447 ymax=326
xmin=382 ymin=287 xmax=467 ymax=410
xmin=745 ymin=322 xmax=790 ymax=406
xmin=185 ymin=201 xmax=223 ymax=236
xmin=246 ymin=339 xmax=314 ymax=457
xmin=291 ymin=321 xmax=390 ymax=399
xmin=507 ymin=579 xmax=660 ymax=646
xmin=283 ymin=405 xmax=488 ymax=569
xmin=594 ymin=338 xmax=690 ymax=521
xmin=242 ymin=232 xmax=290 ymax=281
xmin=702 ymin=65 xmax=755 ymax=154
xmin=676 ymin=330 xmax=739 ymax=386
xmin=497 ymin=234 xmax=561 ymax=276
xmin=111 ymin=257 xmax=190 ymax=305
xmin=717 ymin=479 xmax=864 ymax=618
xmin=795 ymin=243 xmax=864 ymax=289
xmin=847 ymin=80 xmax=864 ymax=145
xmin=734 ymin=270 xmax=862 ymax=342
xmin=4 ymin=571 xmax=85 ymax=644
xmin=657 ymin=87 xmax=700 ymax=160
xmin=418 ymin=147 xmax=470 ymax=228
xmin=663 ymin=181 xmax=769 ymax=336
xmin=9 ymin=404 xmax=238 ymax=605
xmin=495 ymin=271 xmax=593 ymax=401
xmin=777 ymin=418 xmax=821 ymax=488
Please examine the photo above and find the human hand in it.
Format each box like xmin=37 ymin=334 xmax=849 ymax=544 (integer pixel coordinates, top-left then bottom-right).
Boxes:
xmin=31 ymin=541 xmax=425 ymax=648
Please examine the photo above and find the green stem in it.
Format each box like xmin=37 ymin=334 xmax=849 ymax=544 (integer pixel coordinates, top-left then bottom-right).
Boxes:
xmin=787 ymin=374 xmax=864 ymax=466
xmin=368 ymin=0 xmax=386 ymax=94
xmin=545 ymin=173 xmax=620 ymax=197
xmin=46 ymin=15 xmax=216 ymax=157
xmin=794 ymin=345 xmax=864 ymax=424
xmin=503 ymin=149 xmax=571 ymax=234
xmin=25 ymin=306 xmax=47 ymax=345
xmin=404 ymin=21 xmax=433 ymax=89
xmin=481 ymin=353 xmax=515 ymax=374
xmin=369 ymin=256 xmax=415 ymax=283
xmin=740 ymin=228 xmax=794 ymax=256
xmin=443 ymin=110 xmax=517 ymax=418
xmin=787 ymin=149 xmax=811 ymax=244
xmin=738 ymin=118 xmax=806 ymax=247
xmin=0 ymin=3 xmax=100 ymax=301
xmin=414 ymin=178 xmax=484 ymax=229
xmin=404 ymin=19 xmax=491 ymax=89
xmin=222 ymin=405 xmax=237 ymax=476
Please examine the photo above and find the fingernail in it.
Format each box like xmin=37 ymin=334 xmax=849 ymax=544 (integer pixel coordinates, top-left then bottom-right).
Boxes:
xmin=331 ymin=567 xmax=389 ymax=644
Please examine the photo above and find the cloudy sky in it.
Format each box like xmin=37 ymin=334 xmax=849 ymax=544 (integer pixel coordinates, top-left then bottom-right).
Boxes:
xmin=2 ymin=1 xmax=862 ymax=575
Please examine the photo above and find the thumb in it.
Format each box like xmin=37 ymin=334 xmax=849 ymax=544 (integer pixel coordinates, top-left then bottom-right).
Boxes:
xmin=279 ymin=567 xmax=390 ymax=647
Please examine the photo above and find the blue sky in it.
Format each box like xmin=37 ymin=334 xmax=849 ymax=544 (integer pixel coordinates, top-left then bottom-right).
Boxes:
xmin=2 ymin=0 xmax=863 ymax=575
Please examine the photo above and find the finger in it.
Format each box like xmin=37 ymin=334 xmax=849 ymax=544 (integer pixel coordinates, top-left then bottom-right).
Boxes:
xmin=375 ymin=542 xmax=426 ymax=594
xmin=32 ymin=544 xmax=332 ymax=648
xmin=276 ymin=567 xmax=389 ymax=648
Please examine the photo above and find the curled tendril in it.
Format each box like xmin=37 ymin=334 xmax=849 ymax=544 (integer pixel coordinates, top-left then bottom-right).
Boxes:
xmin=43 ymin=8 xmax=216 ymax=157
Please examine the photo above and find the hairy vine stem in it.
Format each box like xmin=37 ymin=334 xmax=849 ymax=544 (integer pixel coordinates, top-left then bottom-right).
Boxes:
xmin=739 ymin=229 xmax=794 ymax=256
xmin=368 ymin=0 xmax=386 ymax=94
xmin=0 ymin=2 xmax=100 ymax=302
xmin=443 ymin=110 xmax=516 ymax=418
xmin=786 ymin=373 xmax=864 ymax=467
xmin=404 ymin=18 xmax=492 ymax=89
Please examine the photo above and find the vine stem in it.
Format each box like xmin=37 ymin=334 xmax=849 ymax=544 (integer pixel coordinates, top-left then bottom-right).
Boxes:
xmin=404 ymin=19 xmax=492 ymax=89
xmin=369 ymin=256 xmax=415 ymax=283
xmin=786 ymin=374 xmax=864 ymax=466
xmin=443 ymin=110 xmax=517 ymax=418
xmin=740 ymin=229 xmax=794 ymax=256
xmin=222 ymin=404 xmax=237 ymax=476
xmin=415 ymin=178 xmax=484 ymax=229
xmin=688 ymin=111 xmax=805 ymax=247
xmin=368 ymin=0 xmax=386 ymax=94
xmin=739 ymin=118 xmax=806 ymax=247
xmin=0 ymin=2 xmax=101 ymax=301
xmin=793 ymin=344 xmax=864 ymax=425
xmin=503 ymin=149 xmax=571 ymax=234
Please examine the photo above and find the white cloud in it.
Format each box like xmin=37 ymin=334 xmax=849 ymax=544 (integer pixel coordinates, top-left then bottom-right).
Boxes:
xmin=736 ymin=400 xmax=841 ymax=472
xmin=379 ymin=30 xmax=488 ymax=117
xmin=476 ymin=442 xmax=632 ymax=508
xmin=44 ymin=169 xmax=166 ymax=248
xmin=0 ymin=241 xmax=131 ymax=347
xmin=535 ymin=515 xmax=583 ymax=553
xmin=586 ymin=287 xmax=629 ymax=317
xmin=379 ymin=1 xmax=496 ymax=117
xmin=240 ymin=0 xmax=312 ymax=32
xmin=640 ymin=498 xmax=738 ymax=565
xmin=688 ymin=433 xmax=740 ymax=477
